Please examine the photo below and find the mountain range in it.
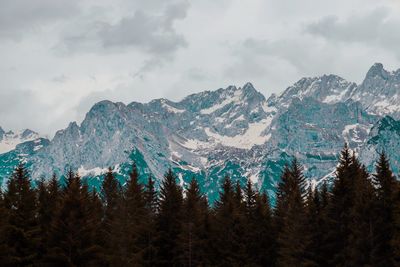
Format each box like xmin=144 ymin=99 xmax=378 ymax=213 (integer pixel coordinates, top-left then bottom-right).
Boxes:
xmin=1 ymin=63 xmax=400 ymax=202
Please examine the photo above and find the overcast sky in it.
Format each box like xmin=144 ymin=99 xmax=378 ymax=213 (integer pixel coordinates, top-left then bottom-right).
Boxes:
xmin=1 ymin=0 xmax=400 ymax=136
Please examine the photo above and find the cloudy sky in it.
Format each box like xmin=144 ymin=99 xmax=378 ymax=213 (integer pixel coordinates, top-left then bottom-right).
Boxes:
xmin=1 ymin=0 xmax=400 ymax=136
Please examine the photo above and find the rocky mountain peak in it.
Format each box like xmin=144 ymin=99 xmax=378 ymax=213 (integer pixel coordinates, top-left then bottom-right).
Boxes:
xmin=365 ymin=63 xmax=388 ymax=80
xmin=3 ymin=64 xmax=400 ymax=202
xmin=278 ymin=74 xmax=356 ymax=107
xmin=350 ymin=63 xmax=400 ymax=118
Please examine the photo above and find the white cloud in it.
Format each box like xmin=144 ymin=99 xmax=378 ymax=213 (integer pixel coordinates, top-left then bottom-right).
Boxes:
xmin=305 ymin=7 xmax=400 ymax=59
xmin=1 ymin=0 xmax=400 ymax=136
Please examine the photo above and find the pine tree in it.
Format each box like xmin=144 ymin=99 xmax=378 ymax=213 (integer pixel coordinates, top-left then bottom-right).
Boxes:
xmin=45 ymin=172 xmax=101 ymax=266
xmin=393 ymin=181 xmax=400 ymax=264
xmin=244 ymin=179 xmax=276 ymax=266
xmin=275 ymin=159 xmax=312 ymax=267
xmin=242 ymin=179 xmax=258 ymax=264
xmin=90 ymin=189 xmax=106 ymax=265
xmin=371 ymin=152 xmax=400 ymax=267
xmin=177 ymin=178 xmax=209 ymax=266
xmin=312 ymin=182 xmax=331 ymax=266
xmin=100 ymin=167 xmax=122 ymax=264
xmin=36 ymin=175 xmax=60 ymax=264
xmin=142 ymin=175 xmax=159 ymax=266
xmin=234 ymin=180 xmax=244 ymax=208
xmin=64 ymin=168 xmax=76 ymax=190
xmin=0 ymin=188 xmax=13 ymax=266
xmin=124 ymin=163 xmax=148 ymax=264
xmin=144 ymin=174 xmax=158 ymax=214
xmin=101 ymin=167 xmax=121 ymax=222
xmin=3 ymin=164 xmax=38 ymax=266
xmin=154 ymin=168 xmax=183 ymax=266
xmin=304 ymin=186 xmax=326 ymax=266
xmin=274 ymin=165 xmax=291 ymax=233
xmin=347 ymin=163 xmax=376 ymax=266
xmin=107 ymin=163 xmax=148 ymax=266
xmin=372 ymin=152 xmax=398 ymax=266
xmin=211 ymin=175 xmax=248 ymax=266
xmin=244 ymin=179 xmax=256 ymax=217
xmin=325 ymin=144 xmax=357 ymax=266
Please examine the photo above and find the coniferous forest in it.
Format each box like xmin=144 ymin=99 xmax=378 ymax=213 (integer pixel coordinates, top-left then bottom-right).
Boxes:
xmin=1 ymin=145 xmax=400 ymax=266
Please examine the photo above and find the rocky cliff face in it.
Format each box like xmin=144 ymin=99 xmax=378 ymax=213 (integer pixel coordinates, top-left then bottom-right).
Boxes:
xmin=1 ymin=63 xmax=400 ymax=202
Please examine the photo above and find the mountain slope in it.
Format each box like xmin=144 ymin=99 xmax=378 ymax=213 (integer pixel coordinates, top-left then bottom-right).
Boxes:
xmin=1 ymin=63 xmax=400 ymax=202
xmin=0 ymin=128 xmax=41 ymax=154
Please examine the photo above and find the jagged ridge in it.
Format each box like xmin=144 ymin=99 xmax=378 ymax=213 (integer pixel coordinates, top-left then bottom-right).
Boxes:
xmin=1 ymin=63 xmax=400 ymax=202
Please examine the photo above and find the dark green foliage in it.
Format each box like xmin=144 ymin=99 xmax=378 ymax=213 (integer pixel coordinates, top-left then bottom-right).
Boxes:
xmin=304 ymin=184 xmax=330 ymax=267
xmin=2 ymin=164 xmax=38 ymax=266
xmin=45 ymin=172 xmax=102 ymax=266
xmin=144 ymin=174 xmax=158 ymax=214
xmin=244 ymin=179 xmax=276 ymax=266
xmin=177 ymin=178 xmax=209 ymax=266
xmin=154 ymin=168 xmax=183 ymax=266
xmin=107 ymin=163 xmax=148 ymax=266
xmin=142 ymin=175 xmax=159 ymax=266
xmin=325 ymin=144 xmax=358 ymax=266
xmin=0 ymin=146 xmax=400 ymax=266
xmin=211 ymin=175 xmax=248 ymax=266
xmin=393 ymin=184 xmax=400 ymax=264
xmin=347 ymin=163 xmax=376 ymax=266
xmin=100 ymin=167 xmax=121 ymax=265
xmin=275 ymin=159 xmax=314 ymax=267
xmin=36 ymin=174 xmax=60 ymax=264
xmin=372 ymin=152 xmax=399 ymax=266
xmin=101 ymin=167 xmax=121 ymax=226
xmin=0 ymin=189 xmax=12 ymax=266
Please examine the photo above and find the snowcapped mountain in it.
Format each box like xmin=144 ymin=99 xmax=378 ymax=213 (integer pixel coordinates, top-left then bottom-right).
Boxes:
xmin=351 ymin=63 xmax=400 ymax=118
xmin=0 ymin=128 xmax=41 ymax=154
xmin=276 ymin=74 xmax=357 ymax=107
xmin=1 ymin=63 xmax=400 ymax=202
xmin=0 ymin=128 xmax=48 ymax=183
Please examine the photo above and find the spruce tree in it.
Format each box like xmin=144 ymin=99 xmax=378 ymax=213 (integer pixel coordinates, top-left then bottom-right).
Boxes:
xmin=244 ymin=179 xmax=276 ymax=266
xmin=212 ymin=175 xmax=247 ymax=266
xmin=243 ymin=179 xmax=258 ymax=264
xmin=304 ymin=186 xmax=325 ymax=266
xmin=100 ymin=167 xmax=121 ymax=264
xmin=144 ymin=174 xmax=158 ymax=214
xmin=177 ymin=178 xmax=209 ymax=266
xmin=393 ymin=181 xmax=400 ymax=264
xmin=88 ymin=189 xmax=104 ymax=264
xmin=244 ymin=179 xmax=256 ymax=217
xmin=347 ymin=163 xmax=376 ymax=266
xmin=108 ymin=163 xmax=147 ymax=266
xmin=234 ymin=180 xmax=244 ymax=208
xmin=3 ymin=164 xmax=38 ymax=266
xmin=45 ymin=172 xmax=101 ymax=266
xmin=142 ymin=174 xmax=159 ymax=266
xmin=36 ymin=175 xmax=60 ymax=264
xmin=155 ymin=168 xmax=183 ymax=266
xmin=274 ymin=165 xmax=291 ymax=233
xmin=325 ymin=144 xmax=357 ymax=266
xmin=372 ymin=152 xmax=398 ymax=266
xmin=101 ymin=167 xmax=121 ymax=224
xmin=124 ymin=163 xmax=148 ymax=264
xmin=316 ymin=182 xmax=331 ymax=266
xmin=0 ymin=188 xmax=13 ymax=266
xmin=275 ymin=159 xmax=312 ymax=267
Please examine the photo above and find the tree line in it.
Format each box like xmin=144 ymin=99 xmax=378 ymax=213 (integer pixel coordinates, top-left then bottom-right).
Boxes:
xmin=1 ymin=144 xmax=400 ymax=266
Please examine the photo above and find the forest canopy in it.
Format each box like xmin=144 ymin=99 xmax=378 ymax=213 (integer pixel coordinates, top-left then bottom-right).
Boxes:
xmin=0 ymin=145 xmax=400 ymax=266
